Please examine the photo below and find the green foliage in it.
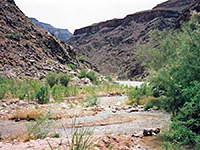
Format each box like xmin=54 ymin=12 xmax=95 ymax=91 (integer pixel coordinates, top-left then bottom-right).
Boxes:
xmin=0 ymin=84 xmax=7 ymax=99
xmin=78 ymin=69 xmax=88 ymax=79
xmin=127 ymin=83 xmax=153 ymax=104
xmin=46 ymin=72 xmax=58 ymax=88
xmin=36 ymin=85 xmax=50 ymax=104
xmin=106 ymin=75 xmax=113 ymax=82
xmin=87 ymin=71 xmax=98 ymax=85
xmin=17 ymin=81 xmax=30 ymax=100
xmin=163 ymin=81 xmax=200 ymax=149
xmin=27 ymin=112 xmax=52 ymax=140
xmin=78 ymin=69 xmax=99 ymax=85
xmin=138 ymin=14 xmax=200 ymax=149
xmin=5 ymin=33 xmax=21 ymax=41
xmin=53 ymin=133 xmax=60 ymax=138
xmin=69 ymin=119 xmax=95 ymax=150
xmin=46 ymin=72 xmax=70 ymax=88
xmin=58 ymin=73 xmax=70 ymax=87
xmin=69 ymin=85 xmax=78 ymax=97
xmin=144 ymin=98 xmax=162 ymax=111
xmin=78 ymin=57 xmax=86 ymax=63
xmin=139 ymin=14 xmax=200 ymax=114
xmin=52 ymin=84 xmax=64 ymax=102
xmin=84 ymin=95 xmax=99 ymax=107
xmin=67 ymin=64 xmax=77 ymax=71
xmin=0 ymin=75 xmax=6 ymax=84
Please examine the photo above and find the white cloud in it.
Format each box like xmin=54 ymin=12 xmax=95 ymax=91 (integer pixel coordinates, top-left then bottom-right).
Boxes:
xmin=14 ymin=0 xmax=166 ymax=33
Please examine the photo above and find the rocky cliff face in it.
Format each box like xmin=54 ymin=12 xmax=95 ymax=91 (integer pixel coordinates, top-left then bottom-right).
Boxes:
xmin=30 ymin=18 xmax=72 ymax=41
xmin=0 ymin=0 xmax=80 ymax=79
xmin=175 ymin=0 xmax=200 ymax=28
xmin=67 ymin=0 xmax=195 ymax=79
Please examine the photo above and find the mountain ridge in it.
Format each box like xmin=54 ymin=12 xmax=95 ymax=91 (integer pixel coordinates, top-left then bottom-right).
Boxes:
xmin=30 ymin=18 xmax=72 ymax=41
xmin=67 ymin=0 xmax=196 ymax=79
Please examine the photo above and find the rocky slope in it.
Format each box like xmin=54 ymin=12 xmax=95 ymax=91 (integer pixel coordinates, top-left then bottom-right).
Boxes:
xmin=176 ymin=0 xmax=200 ymax=28
xmin=67 ymin=0 xmax=196 ymax=79
xmin=30 ymin=18 xmax=72 ymax=41
xmin=0 ymin=0 xmax=81 ymax=79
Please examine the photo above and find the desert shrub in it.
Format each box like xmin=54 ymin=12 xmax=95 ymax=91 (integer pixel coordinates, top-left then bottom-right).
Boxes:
xmin=70 ymin=85 xmax=78 ymax=97
xmin=138 ymin=14 xmax=200 ymax=114
xmin=78 ymin=70 xmax=99 ymax=85
xmin=78 ymin=69 xmax=87 ymax=79
xmin=27 ymin=112 xmax=52 ymax=140
xmin=7 ymin=79 xmax=18 ymax=97
xmin=46 ymin=72 xmax=58 ymax=88
xmin=52 ymin=84 xmax=64 ymax=102
xmin=78 ymin=57 xmax=86 ymax=63
xmin=138 ymin=14 xmax=200 ymax=149
xmin=36 ymin=85 xmax=50 ymax=104
xmin=58 ymin=73 xmax=70 ymax=87
xmin=87 ymin=71 xmax=98 ymax=85
xmin=0 ymin=84 xmax=7 ymax=99
xmin=106 ymin=75 xmax=112 ymax=82
xmin=162 ymin=81 xmax=200 ymax=149
xmin=17 ymin=81 xmax=30 ymax=100
xmin=69 ymin=119 xmax=95 ymax=150
xmin=127 ymin=83 xmax=153 ymax=104
xmin=5 ymin=33 xmax=21 ymax=41
xmin=144 ymin=98 xmax=162 ymax=111
xmin=84 ymin=95 xmax=99 ymax=107
xmin=0 ymin=75 xmax=6 ymax=84
xmin=67 ymin=64 xmax=77 ymax=71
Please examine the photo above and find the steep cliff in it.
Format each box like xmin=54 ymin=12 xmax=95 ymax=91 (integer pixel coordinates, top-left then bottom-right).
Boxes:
xmin=0 ymin=0 xmax=80 ymax=79
xmin=67 ymin=0 xmax=195 ymax=78
xmin=30 ymin=18 xmax=72 ymax=41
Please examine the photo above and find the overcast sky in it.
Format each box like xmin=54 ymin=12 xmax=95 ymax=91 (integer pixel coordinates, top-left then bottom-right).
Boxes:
xmin=14 ymin=0 xmax=167 ymax=33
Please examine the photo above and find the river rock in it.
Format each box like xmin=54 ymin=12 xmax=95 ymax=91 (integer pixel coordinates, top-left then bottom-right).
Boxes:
xmin=80 ymin=78 xmax=92 ymax=85
xmin=18 ymin=100 xmax=27 ymax=107
xmin=152 ymin=106 xmax=159 ymax=110
xmin=143 ymin=128 xmax=160 ymax=136
xmin=102 ymin=137 xmax=110 ymax=145
xmin=129 ymin=108 xmax=139 ymax=113
xmin=132 ymin=131 xmax=143 ymax=138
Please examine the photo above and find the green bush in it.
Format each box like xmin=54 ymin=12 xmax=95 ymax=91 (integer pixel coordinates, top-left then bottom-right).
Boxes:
xmin=17 ymin=81 xmax=30 ymax=100
xmin=139 ymin=14 xmax=200 ymax=114
xmin=52 ymin=84 xmax=64 ymax=102
xmin=106 ymin=75 xmax=113 ymax=82
xmin=0 ymin=75 xmax=6 ymax=84
xmin=7 ymin=79 xmax=18 ymax=97
xmin=0 ymin=84 xmax=7 ymax=99
xmin=69 ymin=119 xmax=95 ymax=150
xmin=163 ymin=81 xmax=200 ymax=149
xmin=78 ymin=69 xmax=87 ymax=79
xmin=5 ymin=33 xmax=21 ymax=41
xmin=67 ymin=64 xmax=77 ymax=71
xmin=78 ymin=70 xmax=99 ymax=85
xmin=138 ymin=14 xmax=200 ymax=149
xmin=144 ymin=98 xmax=162 ymax=111
xmin=127 ymin=83 xmax=153 ymax=104
xmin=27 ymin=112 xmax=52 ymax=140
xmin=85 ymin=95 xmax=99 ymax=107
xmin=87 ymin=71 xmax=98 ymax=84
xmin=46 ymin=72 xmax=58 ymax=88
xmin=78 ymin=57 xmax=86 ymax=63
xmin=36 ymin=86 xmax=50 ymax=104
xmin=58 ymin=73 xmax=70 ymax=87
